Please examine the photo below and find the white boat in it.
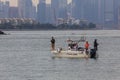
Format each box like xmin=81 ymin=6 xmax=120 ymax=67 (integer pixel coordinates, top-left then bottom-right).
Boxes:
xmin=51 ymin=49 xmax=90 ymax=58
xmin=51 ymin=37 xmax=97 ymax=59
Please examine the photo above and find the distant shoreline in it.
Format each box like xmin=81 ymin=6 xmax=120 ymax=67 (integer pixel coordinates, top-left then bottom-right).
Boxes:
xmin=1 ymin=28 xmax=119 ymax=31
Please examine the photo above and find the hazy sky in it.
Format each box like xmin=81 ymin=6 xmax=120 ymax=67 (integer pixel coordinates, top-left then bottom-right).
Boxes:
xmin=1 ymin=0 xmax=72 ymax=6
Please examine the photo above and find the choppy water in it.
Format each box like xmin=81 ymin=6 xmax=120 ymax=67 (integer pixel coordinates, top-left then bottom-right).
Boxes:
xmin=0 ymin=30 xmax=120 ymax=80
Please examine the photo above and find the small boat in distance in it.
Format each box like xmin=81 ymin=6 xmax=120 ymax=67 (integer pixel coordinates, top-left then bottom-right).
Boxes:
xmin=0 ymin=30 xmax=6 ymax=35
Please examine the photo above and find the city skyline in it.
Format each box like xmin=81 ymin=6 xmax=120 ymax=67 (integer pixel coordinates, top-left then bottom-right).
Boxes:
xmin=1 ymin=0 xmax=72 ymax=6
xmin=0 ymin=0 xmax=120 ymax=26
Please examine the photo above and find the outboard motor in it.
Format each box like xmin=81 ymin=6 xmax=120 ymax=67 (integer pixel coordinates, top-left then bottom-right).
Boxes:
xmin=90 ymin=49 xmax=97 ymax=58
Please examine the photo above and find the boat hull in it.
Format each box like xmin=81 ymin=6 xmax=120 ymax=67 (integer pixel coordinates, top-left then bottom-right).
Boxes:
xmin=51 ymin=50 xmax=90 ymax=58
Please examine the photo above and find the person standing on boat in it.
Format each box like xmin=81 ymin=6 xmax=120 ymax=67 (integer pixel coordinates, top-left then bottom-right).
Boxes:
xmin=85 ymin=41 xmax=89 ymax=52
xmin=94 ymin=39 xmax=99 ymax=51
xmin=51 ymin=37 xmax=55 ymax=50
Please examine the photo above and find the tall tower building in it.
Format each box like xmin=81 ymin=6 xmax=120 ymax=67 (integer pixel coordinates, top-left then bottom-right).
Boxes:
xmin=9 ymin=7 xmax=19 ymax=18
xmin=18 ymin=0 xmax=34 ymax=18
xmin=98 ymin=0 xmax=120 ymax=25
xmin=4 ymin=1 xmax=9 ymax=18
xmin=104 ymin=0 xmax=114 ymax=24
xmin=59 ymin=0 xmax=67 ymax=18
xmin=0 ymin=1 xmax=9 ymax=18
xmin=37 ymin=0 xmax=46 ymax=23
xmin=72 ymin=0 xmax=83 ymax=19
xmin=51 ymin=0 xmax=67 ymax=24
xmin=51 ymin=0 xmax=67 ymax=18
xmin=84 ymin=0 xmax=99 ymax=23
xmin=114 ymin=0 xmax=120 ymax=24
xmin=51 ymin=0 xmax=59 ymax=24
xmin=72 ymin=0 xmax=98 ymax=23
xmin=46 ymin=4 xmax=52 ymax=23
xmin=117 ymin=0 xmax=120 ymax=25
xmin=98 ymin=0 xmax=105 ymax=24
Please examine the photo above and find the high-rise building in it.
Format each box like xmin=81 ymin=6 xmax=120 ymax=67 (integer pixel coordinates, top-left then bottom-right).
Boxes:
xmin=72 ymin=0 xmax=84 ymax=19
xmin=72 ymin=0 xmax=99 ymax=23
xmin=37 ymin=0 xmax=46 ymax=23
xmin=98 ymin=0 xmax=120 ymax=25
xmin=51 ymin=0 xmax=67 ymax=18
xmin=18 ymin=0 xmax=25 ymax=18
xmin=46 ymin=4 xmax=52 ymax=23
xmin=59 ymin=0 xmax=67 ymax=18
xmin=51 ymin=0 xmax=59 ymax=24
xmin=104 ymin=0 xmax=115 ymax=24
xmin=51 ymin=0 xmax=67 ymax=24
xmin=18 ymin=0 xmax=35 ymax=19
xmin=114 ymin=0 xmax=120 ymax=24
xmin=117 ymin=0 xmax=120 ymax=25
xmin=98 ymin=0 xmax=105 ymax=24
xmin=32 ymin=5 xmax=37 ymax=20
xmin=84 ymin=0 xmax=98 ymax=23
xmin=0 ymin=1 xmax=9 ymax=18
xmin=9 ymin=7 xmax=19 ymax=18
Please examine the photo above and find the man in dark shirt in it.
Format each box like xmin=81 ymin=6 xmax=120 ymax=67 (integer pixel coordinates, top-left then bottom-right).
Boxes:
xmin=94 ymin=39 xmax=99 ymax=51
xmin=51 ymin=37 xmax=55 ymax=50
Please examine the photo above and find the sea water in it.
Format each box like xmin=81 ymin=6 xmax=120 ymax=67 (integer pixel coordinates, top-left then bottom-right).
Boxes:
xmin=0 ymin=30 xmax=120 ymax=80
